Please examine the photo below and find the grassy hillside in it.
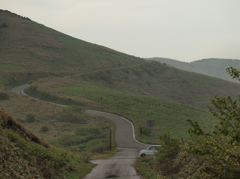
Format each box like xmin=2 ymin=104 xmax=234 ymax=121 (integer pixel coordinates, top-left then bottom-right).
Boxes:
xmin=0 ymin=10 xmax=143 ymax=75
xmin=21 ymin=60 xmax=240 ymax=140
xmin=61 ymin=61 xmax=240 ymax=110
xmin=2 ymin=10 xmax=240 ymax=142
xmin=0 ymin=89 xmax=116 ymax=152
xmin=0 ymin=109 xmax=94 ymax=178
xmin=23 ymin=76 xmax=214 ymax=140
xmin=147 ymin=57 xmax=240 ymax=83
xmin=1 ymin=9 xmax=240 ymax=179
xmin=0 ymin=91 xmax=117 ymax=177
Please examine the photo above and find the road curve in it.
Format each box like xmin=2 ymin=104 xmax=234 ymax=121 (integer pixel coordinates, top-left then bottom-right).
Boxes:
xmin=11 ymin=84 xmax=149 ymax=149
xmin=11 ymin=84 xmax=30 ymax=95
xmin=86 ymin=110 xmax=149 ymax=149
xmin=11 ymin=84 xmax=150 ymax=179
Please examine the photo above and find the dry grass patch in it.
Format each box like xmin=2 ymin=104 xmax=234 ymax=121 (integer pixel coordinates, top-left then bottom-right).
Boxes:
xmin=0 ymin=91 xmax=63 ymax=121
xmin=0 ymin=89 xmax=113 ymax=142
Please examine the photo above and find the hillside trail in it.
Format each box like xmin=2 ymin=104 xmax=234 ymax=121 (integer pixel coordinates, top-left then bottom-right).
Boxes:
xmin=11 ymin=84 xmax=150 ymax=179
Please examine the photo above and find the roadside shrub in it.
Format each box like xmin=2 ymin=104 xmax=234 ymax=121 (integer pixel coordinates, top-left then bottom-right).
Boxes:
xmin=51 ymin=126 xmax=110 ymax=155
xmin=56 ymin=106 xmax=87 ymax=124
xmin=156 ymin=132 xmax=181 ymax=175
xmin=136 ymin=156 xmax=159 ymax=179
xmin=26 ymin=114 xmax=36 ymax=122
xmin=141 ymin=127 xmax=151 ymax=136
xmin=79 ymin=152 xmax=90 ymax=163
xmin=40 ymin=126 xmax=49 ymax=132
xmin=52 ymin=134 xmax=86 ymax=147
xmin=75 ymin=126 xmax=104 ymax=136
xmin=0 ymin=92 xmax=9 ymax=100
xmin=90 ymin=142 xmax=105 ymax=154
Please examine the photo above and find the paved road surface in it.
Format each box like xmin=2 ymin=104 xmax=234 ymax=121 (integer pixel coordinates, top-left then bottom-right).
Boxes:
xmin=11 ymin=84 xmax=30 ymax=95
xmin=11 ymin=84 xmax=150 ymax=179
xmin=86 ymin=110 xmax=149 ymax=149
xmin=83 ymin=148 xmax=142 ymax=179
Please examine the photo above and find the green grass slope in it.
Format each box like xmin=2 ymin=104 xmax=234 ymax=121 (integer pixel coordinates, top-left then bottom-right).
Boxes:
xmin=70 ymin=61 xmax=240 ymax=110
xmin=0 ymin=10 xmax=143 ymax=74
xmin=58 ymin=83 xmax=216 ymax=140
xmin=23 ymin=60 xmax=240 ymax=139
xmin=1 ymin=9 xmax=240 ymax=143
xmin=147 ymin=57 xmax=240 ymax=83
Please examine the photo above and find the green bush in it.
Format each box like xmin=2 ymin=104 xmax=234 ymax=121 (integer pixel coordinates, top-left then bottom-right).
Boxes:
xmin=181 ymin=95 xmax=240 ymax=178
xmin=51 ymin=126 xmax=110 ymax=154
xmin=141 ymin=127 xmax=151 ymax=136
xmin=136 ymin=156 xmax=159 ymax=179
xmin=156 ymin=132 xmax=181 ymax=175
xmin=0 ymin=92 xmax=9 ymax=100
xmin=75 ymin=126 xmax=104 ymax=136
xmin=53 ymin=126 xmax=105 ymax=147
xmin=53 ymin=134 xmax=86 ymax=147
xmin=56 ymin=106 xmax=87 ymax=124
xmin=90 ymin=142 xmax=106 ymax=154
xmin=26 ymin=114 xmax=36 ymax=122
xmin=40 ymin=126 xmax=49 ymax=132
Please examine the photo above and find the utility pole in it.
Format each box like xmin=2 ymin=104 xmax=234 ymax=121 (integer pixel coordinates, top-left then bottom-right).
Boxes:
xmin=109 ymin=128 xmax=112 ymax=150
xmin=147 ymin=120 xmax=155 ymax=142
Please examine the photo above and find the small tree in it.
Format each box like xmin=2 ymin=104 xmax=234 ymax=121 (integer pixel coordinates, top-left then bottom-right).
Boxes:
xmin=184 ymin=67 xmax=240 ymax=178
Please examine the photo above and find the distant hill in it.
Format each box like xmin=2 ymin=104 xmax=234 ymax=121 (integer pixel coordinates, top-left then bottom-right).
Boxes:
xmin=146 ymin=57 xmax=240 ymax=83
xmin=0 ymin=10 xmax=142 ymax=74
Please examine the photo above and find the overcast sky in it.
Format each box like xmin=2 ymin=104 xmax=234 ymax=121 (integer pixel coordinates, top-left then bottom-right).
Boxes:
xmin=2 ymin=0 xmax=240 ymax=62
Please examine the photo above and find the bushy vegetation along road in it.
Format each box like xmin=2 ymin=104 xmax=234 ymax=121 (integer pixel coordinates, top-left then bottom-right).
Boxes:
xmin=11 ymin=84 xmax=150 ymax=178
xmin=12 ymin=84 xmax=150 ymax=149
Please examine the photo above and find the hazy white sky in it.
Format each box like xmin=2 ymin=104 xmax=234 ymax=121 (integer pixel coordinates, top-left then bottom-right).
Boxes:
xmin=2 ymin=0 xmax=240 ymax=62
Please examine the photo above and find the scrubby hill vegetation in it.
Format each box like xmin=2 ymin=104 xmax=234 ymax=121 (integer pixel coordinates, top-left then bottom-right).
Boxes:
xmin=2 ymin=9 xmax=240 ymax=140
xmin=25 ymin=61 xmax=240 ymax=140
xmin=1 ymin=10 xmax=240 ymax=178
xmin=0 ymin=109 xmax=94 ymax=178
xmin=147 ymin=57 xmax=240 ymax=83
xmin=0 ymin=90 xmax=116 ymax=178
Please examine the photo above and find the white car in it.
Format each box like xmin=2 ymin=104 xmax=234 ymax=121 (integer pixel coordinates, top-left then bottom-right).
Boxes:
xmin=139 ymin=145 xmax=160 ymax=157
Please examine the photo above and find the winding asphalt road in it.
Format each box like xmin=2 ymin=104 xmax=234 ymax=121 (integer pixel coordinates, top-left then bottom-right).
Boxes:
xmin=11 ymin=84 xmax=150 ymax=179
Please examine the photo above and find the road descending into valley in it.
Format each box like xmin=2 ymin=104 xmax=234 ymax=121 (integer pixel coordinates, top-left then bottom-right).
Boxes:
xmin=11 ymin=84 xmax=150 ymax=179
